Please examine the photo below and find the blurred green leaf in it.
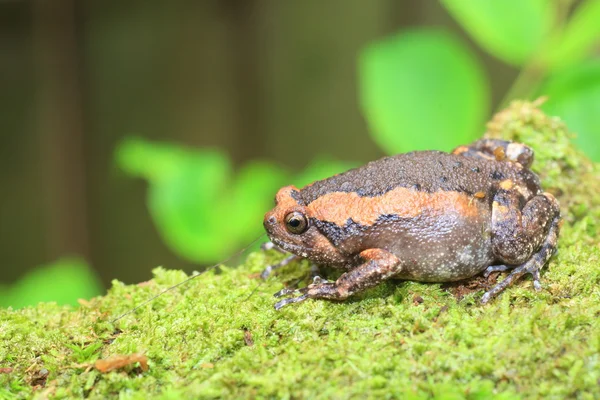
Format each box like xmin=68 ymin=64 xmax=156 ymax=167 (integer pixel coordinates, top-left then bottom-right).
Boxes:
xmin=116 ymin=137 xmax=231 ymax=188
xmin=146 ymin=158 xmax=236 ymax=261
xmin=543 ymin=0 xmax=600 ymax=71
xmin=117 ymin=138 xmax=270 ymax=262
xmin=117 ymin=138 xmax=354 ymax=263
xmin=359 ymin=29 xmax=489 ymax=154
xmin=0 ymin=258 xmax=103 ymax=309
xmin=540 ymin=59 xmax=600 ymax=161
xmin=441 ymin=0 xmax=553 ymax=65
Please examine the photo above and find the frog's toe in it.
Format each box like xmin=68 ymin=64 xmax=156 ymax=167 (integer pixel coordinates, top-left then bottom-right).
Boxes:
xmin=532 ymin=270 xmax=542 ymax=291
xmin=483 ymin=264 xmax=511 ymax=278
xmin=274 ymin=294 xmax=309 ymax=310
xmin=273 ymin=282 xmax=311 ymax=298
xmin=312 ymin=275 xmax=330 ymax=285
xmin=480 ymin=291 xmax=493 ymax=304
xmin=273 ymin=287 xmax=299 ymax=298
xmin=260 ymin=266 xmax=274 ymax=280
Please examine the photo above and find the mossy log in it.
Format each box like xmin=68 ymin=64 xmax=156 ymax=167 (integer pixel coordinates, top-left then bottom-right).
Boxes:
xmin=1 ymin=101 xmax=599 ymax=399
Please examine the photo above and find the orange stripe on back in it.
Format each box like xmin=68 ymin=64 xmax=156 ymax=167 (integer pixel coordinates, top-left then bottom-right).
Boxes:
xmin=306 ymin=187 xmax=479 ymax=227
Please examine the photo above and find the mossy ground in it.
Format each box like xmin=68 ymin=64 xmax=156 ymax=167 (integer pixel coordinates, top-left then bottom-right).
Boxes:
xmin=1 ymin=101 xmax=599 ymax=399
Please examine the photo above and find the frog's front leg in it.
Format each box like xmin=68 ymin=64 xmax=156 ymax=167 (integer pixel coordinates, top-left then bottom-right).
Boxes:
xmin=482 ymin=180 xmax=561 ymax=303
xmin=274 ymin=248 xmax=401 ymax=310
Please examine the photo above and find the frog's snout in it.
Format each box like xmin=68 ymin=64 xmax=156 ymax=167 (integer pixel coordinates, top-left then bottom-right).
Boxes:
xmin=263 ymin=212 xmax=278 ymax=232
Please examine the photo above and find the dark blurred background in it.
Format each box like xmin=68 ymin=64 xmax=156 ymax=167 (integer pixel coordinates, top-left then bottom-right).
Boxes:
xmin=0 ymin=1 xmax=566 ymax=298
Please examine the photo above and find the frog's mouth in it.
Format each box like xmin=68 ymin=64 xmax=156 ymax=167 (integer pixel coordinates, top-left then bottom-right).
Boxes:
xmin=269 ymin=236 xmax=310 ymax=258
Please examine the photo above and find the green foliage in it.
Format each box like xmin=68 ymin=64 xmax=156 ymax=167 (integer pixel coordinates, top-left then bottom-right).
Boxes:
xmin=441 ymin=0 xmax=554 ymax=65
xmin=5 ymin=0 xmax=600 ymax=309
xmin=109 ymin=0 xmax=600 ymax=267
xmin=542 ymin=0 xmax=600 ymax=71
xmin=540 ymin=60 xmax=600 ymax=160
xmin=116 ymin=137 xmax=354 ymax=263
xmin=0 ymin=258 xmax=103 ymax=309
xmin=361 ymin=0 xmax=600 ymax=161
xmin=359 ymin=29 xmax=489 ymax=153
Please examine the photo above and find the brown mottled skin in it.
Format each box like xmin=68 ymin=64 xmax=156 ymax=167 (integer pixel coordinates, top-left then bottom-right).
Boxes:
xmin=263 ymin=139 xmax=561 ymax=309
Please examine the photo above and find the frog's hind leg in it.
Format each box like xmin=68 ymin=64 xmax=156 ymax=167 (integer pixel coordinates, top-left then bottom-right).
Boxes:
xmin=453 ymin=139 xmax=534 ymax=168
xmin=482 ymin=183 xmax=561 ymax=303
xmin=482 ymin=216 xmax=560 ymax=303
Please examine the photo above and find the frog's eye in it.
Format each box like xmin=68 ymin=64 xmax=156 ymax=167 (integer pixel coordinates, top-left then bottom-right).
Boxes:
xmin=284 ymin=211 xmax=309 ymax=234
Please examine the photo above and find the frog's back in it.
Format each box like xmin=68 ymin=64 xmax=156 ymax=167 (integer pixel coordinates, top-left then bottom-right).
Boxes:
xmin=298 ymin=151 xmax=541 ymax=205
xmin=294 ymin=150 xmax=543 ymax=282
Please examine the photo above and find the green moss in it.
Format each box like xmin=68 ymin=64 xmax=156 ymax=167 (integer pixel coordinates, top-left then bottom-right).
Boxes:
xmin=1 ymin=101 xmax=599 ymax=399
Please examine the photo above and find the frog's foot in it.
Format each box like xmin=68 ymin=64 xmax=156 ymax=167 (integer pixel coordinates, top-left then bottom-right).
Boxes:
xmin=272 ymin=275 xmax=331 ymax=310
xmin=273 ymin=286 xmax=302 ymax=298
xmin=481 ymin=263 xmax=540 ymax=304
xmin=273 ymin=286 xmax=310 ymax=310
xmin=483 ymin=264 xmax=511 ymax=278
xmin=481 ymin=223 xmax=558 ymax=304
xmin=260 ymin=254 xmax=301 ymax=279
xmin=274 ymin=293 xmax=309 ymax=310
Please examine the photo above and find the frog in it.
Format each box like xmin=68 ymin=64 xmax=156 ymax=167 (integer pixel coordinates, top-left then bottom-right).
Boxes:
xmin=262 ymin=138 xmax=561 ymax=310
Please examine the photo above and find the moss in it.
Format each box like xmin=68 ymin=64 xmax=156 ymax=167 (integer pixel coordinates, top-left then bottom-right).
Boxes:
xmin=1 ymin=101 xmax=599 ymax=399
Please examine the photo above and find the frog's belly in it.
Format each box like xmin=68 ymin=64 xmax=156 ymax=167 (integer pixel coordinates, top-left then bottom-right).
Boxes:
xmin=354 ymin=211 xmax=494 ymax=282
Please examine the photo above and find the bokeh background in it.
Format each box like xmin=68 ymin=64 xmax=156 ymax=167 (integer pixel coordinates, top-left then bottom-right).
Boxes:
xmin=1 ymin=0 xmax=598 ymax=308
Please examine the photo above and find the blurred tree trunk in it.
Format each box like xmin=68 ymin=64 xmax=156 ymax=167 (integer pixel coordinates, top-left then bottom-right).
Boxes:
xmin=32 ymin=0 xmax=90 ymax=261
xmin=0 ymin=0 xmax=518 ymax=287
xmin=257 ymin=0 xmax=392 ymax=168
xmin=222 ymin=0 xmax=266 ymax=163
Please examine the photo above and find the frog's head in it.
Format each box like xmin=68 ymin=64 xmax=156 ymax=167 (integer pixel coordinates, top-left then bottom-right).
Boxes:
xmin=264 ymin=186 xmax=346 ymax=265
